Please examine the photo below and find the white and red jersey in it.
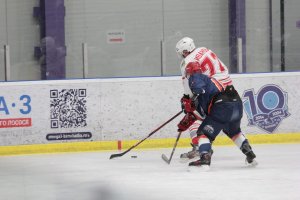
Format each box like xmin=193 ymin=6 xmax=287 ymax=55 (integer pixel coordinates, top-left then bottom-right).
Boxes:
xmin=180 ymin=47 xmax=232 ymax=96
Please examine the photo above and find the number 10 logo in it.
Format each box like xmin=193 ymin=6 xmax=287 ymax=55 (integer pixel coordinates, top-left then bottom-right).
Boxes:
xmin=242 ymin=84 xmax=290 ymax=133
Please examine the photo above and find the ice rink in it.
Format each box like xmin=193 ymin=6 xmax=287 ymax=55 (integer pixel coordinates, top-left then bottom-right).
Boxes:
xmin=0 ymin=143 xmax=299 ymax=200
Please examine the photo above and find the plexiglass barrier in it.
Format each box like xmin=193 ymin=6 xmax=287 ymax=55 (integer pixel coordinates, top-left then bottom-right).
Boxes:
xmin=0 ymin=0 xmax=299 ymax=81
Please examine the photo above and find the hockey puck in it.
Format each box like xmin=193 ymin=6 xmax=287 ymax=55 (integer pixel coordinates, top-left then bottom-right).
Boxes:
xmin=131 ymin=155 xmax=137 ymax=158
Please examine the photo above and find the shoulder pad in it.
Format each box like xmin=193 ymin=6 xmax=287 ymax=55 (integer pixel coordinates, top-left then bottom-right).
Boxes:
xmin=186 ymin=61 xmax=202 ymax=76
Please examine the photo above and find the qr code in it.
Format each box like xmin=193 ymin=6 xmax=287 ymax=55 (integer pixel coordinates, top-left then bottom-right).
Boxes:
xmin=50 ymin=89 xmax=87 ymax=128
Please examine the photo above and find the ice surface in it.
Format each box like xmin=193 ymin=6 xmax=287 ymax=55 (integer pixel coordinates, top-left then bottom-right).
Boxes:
xmin=0 ymin=144 xmax=299 ymax=200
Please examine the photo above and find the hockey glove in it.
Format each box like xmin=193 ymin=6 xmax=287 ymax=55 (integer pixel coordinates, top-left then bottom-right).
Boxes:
xmin=177 ymin=112 xmax=197 ymax=132
xmin=181 ymin=95 xmax=196 ymax=113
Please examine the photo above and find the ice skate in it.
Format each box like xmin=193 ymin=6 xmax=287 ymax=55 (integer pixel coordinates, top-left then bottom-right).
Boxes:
xmin=180 ymin=144 xmax=214 ymax=163
xmin=241 ymin=142 xmax=258 ymax=167
xmin=188 ymin=153 xmax=211 ymax=171
xmin=244 ymin=150 xmax=258 ymax=166
xmin=180 ymin=143 xmax=200 ymax=162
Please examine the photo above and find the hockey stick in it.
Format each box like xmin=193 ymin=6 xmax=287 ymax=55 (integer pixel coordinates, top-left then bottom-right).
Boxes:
xmin=109 ymin=110 xmax=183 ymax=159
xmin=161 ymin=95 xmax=200 ymax=164
xmin=161 ymin=131 xmax=182 ymax=164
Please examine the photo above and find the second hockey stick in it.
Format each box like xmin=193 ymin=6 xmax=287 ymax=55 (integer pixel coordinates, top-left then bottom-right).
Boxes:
xmin=109 ymin=110 xmax=183 ymax=159
xmin=161 ymin=131 xmax=182 ymax=164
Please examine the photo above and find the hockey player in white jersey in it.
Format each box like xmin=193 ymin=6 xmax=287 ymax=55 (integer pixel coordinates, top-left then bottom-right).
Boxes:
xmin=175 ymin=37 xmax=246 ymax=162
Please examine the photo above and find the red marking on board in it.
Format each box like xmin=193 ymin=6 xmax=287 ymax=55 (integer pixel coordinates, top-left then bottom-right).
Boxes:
xmin=117 ymin=140 xmax=122 ymax=150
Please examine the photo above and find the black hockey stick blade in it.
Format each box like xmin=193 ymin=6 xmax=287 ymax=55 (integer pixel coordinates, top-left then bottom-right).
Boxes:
xmin=109 ymin=150 xmax=129 ymax=159
xmin=161 ymin=154 xmax=171 ymax=164
xmin=109 ymin=153 xmax=124 ymax=159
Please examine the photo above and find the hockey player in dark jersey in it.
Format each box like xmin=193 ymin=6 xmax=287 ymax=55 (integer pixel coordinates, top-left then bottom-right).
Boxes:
xmin=177 ymin=69 xmax=257 ymax=169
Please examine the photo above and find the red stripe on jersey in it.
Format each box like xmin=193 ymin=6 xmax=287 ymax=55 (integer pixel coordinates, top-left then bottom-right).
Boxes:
xmin=217 ymin=76 xmax=230 ymax=82
xmin=217 ymin=76 xmax=232 ymax=87
xmin=221 ymin=80 xmax=232 ymax=86
xmin=211 ymin=78 xmax=225 ymax=91
xmin=219 ymin=61 xmax=226 ymax=72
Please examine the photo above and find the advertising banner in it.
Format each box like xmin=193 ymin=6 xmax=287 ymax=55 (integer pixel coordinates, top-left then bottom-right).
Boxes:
xmin=0 ymin=72 xmax=299 ymax=146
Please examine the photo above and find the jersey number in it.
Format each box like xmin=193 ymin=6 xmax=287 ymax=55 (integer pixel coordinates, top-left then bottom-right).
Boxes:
xmin=201 ymin=52 xmax=226 ymax=74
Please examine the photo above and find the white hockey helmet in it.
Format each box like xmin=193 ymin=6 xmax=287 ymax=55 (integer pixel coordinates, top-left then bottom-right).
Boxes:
xmin=175 ymin=37 xmax=196 ymax=58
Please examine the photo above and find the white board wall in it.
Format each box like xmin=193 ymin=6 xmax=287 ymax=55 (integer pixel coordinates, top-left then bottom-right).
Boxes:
xmin=0 ymin=72 xmax=299 ymax=146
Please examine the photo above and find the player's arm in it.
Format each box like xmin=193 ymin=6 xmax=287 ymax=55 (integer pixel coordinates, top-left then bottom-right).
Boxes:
xmin=188 ymin=73 xmax=207 ymax=95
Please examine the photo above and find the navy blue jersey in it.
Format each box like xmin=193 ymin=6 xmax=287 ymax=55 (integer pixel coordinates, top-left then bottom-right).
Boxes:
xmin=188 ymin=73 xmax=221 ymax=114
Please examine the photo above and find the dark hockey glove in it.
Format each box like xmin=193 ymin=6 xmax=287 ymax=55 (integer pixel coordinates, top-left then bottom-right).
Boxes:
xmin=181 ymin=95 xmax=196 ymax=113
xmin=177 ymin=112 xmax=197 ymax=132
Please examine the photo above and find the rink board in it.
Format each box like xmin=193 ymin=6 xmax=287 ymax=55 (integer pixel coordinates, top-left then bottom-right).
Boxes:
xmin=0 ymin=72 xmax=300 ymax=155
xmin=1 ymin=133 xmax=300 ymax=156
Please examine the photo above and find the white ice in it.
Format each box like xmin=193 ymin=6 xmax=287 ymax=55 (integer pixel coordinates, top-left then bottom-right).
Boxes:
xmin=0 ymin=144 xmax=299 ymax=200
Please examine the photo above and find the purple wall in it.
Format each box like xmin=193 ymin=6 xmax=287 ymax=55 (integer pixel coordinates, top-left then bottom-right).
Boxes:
xmin=229 ymin=0 xmax=246 ymax=73
xmin=35 ymin=0 xmax=66 ymax=79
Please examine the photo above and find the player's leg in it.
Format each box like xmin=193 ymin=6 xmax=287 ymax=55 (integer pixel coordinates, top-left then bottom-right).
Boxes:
xmin=180 ymin=121 xmax=201 ymax=160
xmin=225 ymin=128 xmax=257 ymax=164
xmin=224 ymin=103 xmax=257 ymax=165
xmin=180 ymin=110 xmax=213 ymax=162
xmin=188 ymin=116 xmax=223 ymax=167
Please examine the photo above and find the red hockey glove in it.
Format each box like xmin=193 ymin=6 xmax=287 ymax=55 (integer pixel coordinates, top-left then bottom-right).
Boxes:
xmin=181 ymin=95 xmax=196 ymax=113
xmin=177 ymin=112 xmax=197 ymax=132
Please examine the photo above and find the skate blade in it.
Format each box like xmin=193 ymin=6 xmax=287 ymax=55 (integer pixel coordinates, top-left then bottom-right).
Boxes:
xmin=179 ymin=157 xmax=197 ymax=163
xmin=187 ymin=165 xmax=210 ymax=172
xmin=245 ymin=159 xmax=258 ymax=167
xmin=179 ymin=156 xmax=199 ymax=164
xmin=179 ymin=157 xmax=189 ymax=163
